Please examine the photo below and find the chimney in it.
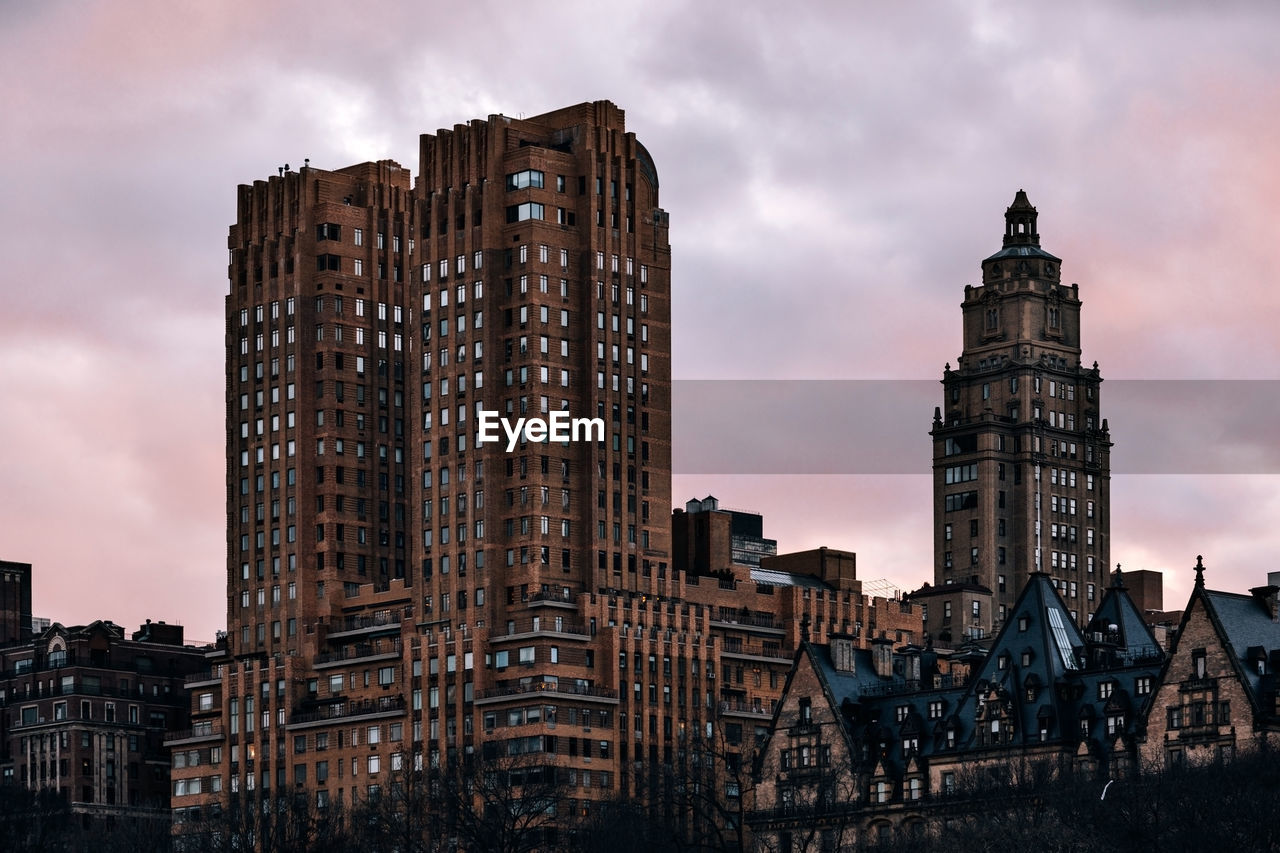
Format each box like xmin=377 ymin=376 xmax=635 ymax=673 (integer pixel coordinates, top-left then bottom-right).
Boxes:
xmin=1251 ymin=583 xmax=1280 ymax=623
xmin=830 ymin=633 xmax=856 ymax=673
xmin=872 ymin=635 xmax=894 ymax=678
xmin=902 ymin=648 xmax=922 ymax=684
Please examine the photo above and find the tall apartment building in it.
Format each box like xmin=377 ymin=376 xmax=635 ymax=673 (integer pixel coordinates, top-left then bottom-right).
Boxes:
xmin=177 ymin=102 xmax=918 ymax=831
xmin=927 ymin=192 xmax=1112 ymax=638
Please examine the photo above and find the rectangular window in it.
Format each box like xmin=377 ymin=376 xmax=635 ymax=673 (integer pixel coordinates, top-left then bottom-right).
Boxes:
xmin=505 ymin=170 xmax=545 ymax=191
xmin=506 ymin=202 xmax=545 ymax=223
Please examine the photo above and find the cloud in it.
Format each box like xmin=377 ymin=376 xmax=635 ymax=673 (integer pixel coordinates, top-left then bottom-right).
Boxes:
xmin=3 ymin=0 xmax=1280 ymax=637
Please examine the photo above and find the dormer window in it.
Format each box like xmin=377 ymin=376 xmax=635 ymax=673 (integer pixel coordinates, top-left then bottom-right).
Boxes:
xmin=1018 ymin=615 xmax=1030 ymax=632
xmin=799 ymin=698 xmax=813 ymax=726
xmin=1193 ymin=649 xmax=1207 ymax=679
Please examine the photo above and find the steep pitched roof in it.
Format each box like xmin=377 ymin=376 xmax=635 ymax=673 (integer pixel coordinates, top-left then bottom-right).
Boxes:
xmin=775 ymin=574 xmax=1163 ymax=785
xmin=1087 ymin=570 xmax=1162 ymax=662
xmin=1198 ymin=588 xmax=1280 ymax=715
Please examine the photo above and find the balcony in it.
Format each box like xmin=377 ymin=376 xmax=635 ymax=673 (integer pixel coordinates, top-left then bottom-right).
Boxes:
xmin=314 ymin=638 xmax=402 ymax=669
xmin=326 ymin=609 xmax=404 ymax=640
xmin=720 ymin=639 xmax=789 ymax=664
xmin=719 ymin=698 xmax=775 ymax=720
xmin=493 ymin=618 xmax=590 ymax=642
xmin=185 ymin=667 xmax=226 ymax=687
xmin=165 ymin=723 xmax=223 ymax=746
xmin=711 ymin=610 xmax=783 ymax=634
xmin=527 ymin=588 xmax=579 ymax=609
xmin=288 ymin=695 xmax=407 ymax=728
xmin=476 ymin=680 xmax=617 ymax=705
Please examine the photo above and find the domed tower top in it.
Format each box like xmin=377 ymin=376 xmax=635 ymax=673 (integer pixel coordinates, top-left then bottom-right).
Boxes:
xmin=982 ymin=190 xmax=1061 ymax=280
xmin=1004 ymin=189 xmax=1039 ymax=248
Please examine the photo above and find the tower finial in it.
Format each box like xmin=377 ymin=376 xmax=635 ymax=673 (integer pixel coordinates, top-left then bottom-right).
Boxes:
xmin=800 ymin=613 xmax=811 ymax=643
xmin=1002 ymin=190 xmax=1040 ymax=248
xmin=1194 ymin=555 xmax=1205 ymax=588
xmin=1112 ymin=563 xmax=1125 ymax=589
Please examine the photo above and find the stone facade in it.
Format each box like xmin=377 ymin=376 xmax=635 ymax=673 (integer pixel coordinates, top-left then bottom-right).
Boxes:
xmin=750 ymin=572 xmax=1163 ymax=849
xmin=0 ymin=616 xmax=205 ymax=829
xmin=1138 ymin=557 xmax=1280 ymax=768
xmin=927 ymin=192 xmax=1112 ymax=636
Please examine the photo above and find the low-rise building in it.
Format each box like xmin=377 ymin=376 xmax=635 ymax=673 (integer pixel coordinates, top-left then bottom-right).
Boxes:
xmin=1140 ymin=559 xmax=1280 ymax=767
xmin=0 ymin=616 xmax=207 ymax=830
xmin=750 ymin=571 xmax=1162 ymax=848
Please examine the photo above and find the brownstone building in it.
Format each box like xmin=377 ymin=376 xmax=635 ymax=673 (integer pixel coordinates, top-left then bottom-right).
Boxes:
xmin=926 ymin=191 xmax=1112 ymax=637
xmin=1139 ymin=559 xmax=1280 ymax=767
xmin=178 ymin=101 xmax=920 ymax=835
xmin=750 ymin=573 xmax=1163 ymax=849
xmin=0 ymin=610 xmax=205 ymax=829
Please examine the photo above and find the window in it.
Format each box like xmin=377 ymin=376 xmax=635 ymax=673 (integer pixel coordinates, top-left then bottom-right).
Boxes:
xmin=506 ymin=170 xmax=544 ymax=190
xmin=506 ymin=202 xmax=544 ymax=223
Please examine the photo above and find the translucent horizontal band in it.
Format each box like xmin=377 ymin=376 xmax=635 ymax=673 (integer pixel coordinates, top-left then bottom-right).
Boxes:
xmin=669 ymin=380 xmax=1280 ymax=475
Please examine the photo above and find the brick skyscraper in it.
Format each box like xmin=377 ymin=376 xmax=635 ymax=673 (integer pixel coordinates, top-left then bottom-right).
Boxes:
xmin=172 ymin=102 xmax=919 ymax=834
xmin=927 ymin=191 xmax=1112 ymax=639
xmin=412 ymin=100 xmax=672 ymax=642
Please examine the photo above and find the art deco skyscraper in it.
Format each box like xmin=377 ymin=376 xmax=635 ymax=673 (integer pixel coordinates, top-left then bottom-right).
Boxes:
xmin=410 ymin=100 xmax=673 ymax=636
xmin=930 ymin=192 xmax=1111 ymax=637
xmin=224 ymin=159 xmax=414 ymax=658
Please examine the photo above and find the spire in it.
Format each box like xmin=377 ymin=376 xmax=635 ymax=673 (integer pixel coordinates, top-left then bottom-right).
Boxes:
xmin=1111 ymin=563 xmax=1125 ymax=589
xmin=1002 ymin=189 xmax=1040 ymax=249
xmin=1194 ymin=555 xmax=1205 ymax=589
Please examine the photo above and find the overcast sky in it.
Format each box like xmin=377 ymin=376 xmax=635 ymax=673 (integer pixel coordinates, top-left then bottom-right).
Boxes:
xmin=3 ymin=1 xmax=1278 ymax=641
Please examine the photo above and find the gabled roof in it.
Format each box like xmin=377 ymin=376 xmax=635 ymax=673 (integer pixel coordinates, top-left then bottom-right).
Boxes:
xmin=1154 ymin=559 xmax=1280 ymax=720
xmin=1198 ymin=587 xmax=1280 ymax=714
xmin=1087 ymin=570 xmax=1161 ymax=660
xmin=775 ymin=573 xmax=1163 ymax=784
xmin=972 ymin=573 xmax=1083 ymax=685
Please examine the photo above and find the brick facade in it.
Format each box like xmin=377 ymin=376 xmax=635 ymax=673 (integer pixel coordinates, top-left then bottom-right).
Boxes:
xmin=176 ymin=101 xmax=922 ymax=832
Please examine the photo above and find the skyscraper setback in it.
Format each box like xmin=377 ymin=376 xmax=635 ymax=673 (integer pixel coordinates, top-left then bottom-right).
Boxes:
xmin=172 ymin=101 xmax=918 ymax=828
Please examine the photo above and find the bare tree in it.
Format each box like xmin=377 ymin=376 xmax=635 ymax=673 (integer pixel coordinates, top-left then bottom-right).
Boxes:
xmin=0 ymin=784 xmax=75 ymax=852
xmin=432 ymin=753 xmax=571 ymax=853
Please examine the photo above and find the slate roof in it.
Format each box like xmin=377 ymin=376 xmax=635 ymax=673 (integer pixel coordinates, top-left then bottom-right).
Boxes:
xmin=801 ymin=573 xmax=1163 ymax=780
xmin=982 ymin=244 xmax=1062 ymax=264
xmin=1197 ymin=586 xmax=1280 ymax=715
xmin=1086 ymin=570 xmax=1163 ymax=665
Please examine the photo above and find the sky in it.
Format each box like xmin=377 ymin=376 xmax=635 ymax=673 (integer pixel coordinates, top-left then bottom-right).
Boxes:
xmin=2 ymin=0 xmax=1279 ymax=643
